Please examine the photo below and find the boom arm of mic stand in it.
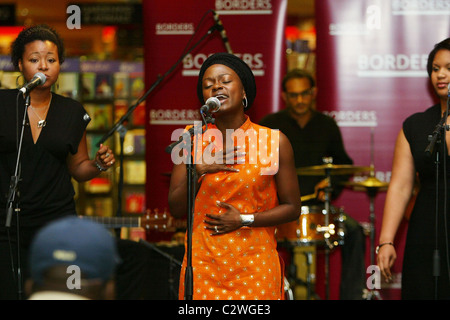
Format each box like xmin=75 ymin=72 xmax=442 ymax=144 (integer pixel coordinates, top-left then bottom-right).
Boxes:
xmin=97 ymin=25 xmax=219 ymax=147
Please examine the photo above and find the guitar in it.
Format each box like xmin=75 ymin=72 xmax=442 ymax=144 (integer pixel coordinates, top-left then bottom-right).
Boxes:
xmin=80 ymin=209 xmax=176 ymax=231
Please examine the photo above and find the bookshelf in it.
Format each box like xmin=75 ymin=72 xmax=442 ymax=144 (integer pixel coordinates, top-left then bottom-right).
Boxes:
xmin=0 ymin=56 xmax=187 ymax=243
xmin=77 ymin=59 xmax=146 ymax=219
xmin=0 ymin=56 xmax=146 ymax=224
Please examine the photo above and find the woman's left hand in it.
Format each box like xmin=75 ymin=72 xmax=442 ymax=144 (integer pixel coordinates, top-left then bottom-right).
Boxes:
xmin=205 ymin=201 xmax=243 ymax=235
xmin=96 ymin=143 xmax=115 ymax=170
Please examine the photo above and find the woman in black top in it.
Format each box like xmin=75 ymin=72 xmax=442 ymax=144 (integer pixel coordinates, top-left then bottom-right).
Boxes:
xmin=378 ymin=38 xmax=450 ymax=299
xmin=0 ymin=25 xmax=115 ymax=299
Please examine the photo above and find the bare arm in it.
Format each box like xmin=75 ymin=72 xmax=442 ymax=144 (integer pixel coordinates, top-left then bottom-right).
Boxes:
xmin=205 ymin=132 xmax=301 ymax=234
xmin=377 ymin=129 xmax=416 ymax=281
xmin=67 ymin=132 xmax=115 ymax=182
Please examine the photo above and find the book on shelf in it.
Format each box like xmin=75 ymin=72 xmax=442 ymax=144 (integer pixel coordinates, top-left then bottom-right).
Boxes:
xmin=114 ymin=99 xmax=129 ymax=124
xmin=129 ymin=72 xmax=144 ymax=98
xmin=85 ymin=103 xmax=113 ymax=130
xmin=0 ymin=71 xmax=21 ymax=89
xmin=95 ymin=73 xmax=113 ymax=99
xmin=81 ymin=72 xmax=96 ymax=100
xmin=123 ymin=160 xmax=146 ymax=184
xmin=84 ymin=197 xmax=113 ymax=217
xmin=125 ymin=191 xmax=146 ymax=213
xmin=86 ymin=133 xmax=113 ymax=159
xmin=56 ymin=72 xmax=79 ymax=99
xmin=116 ymin=128 xmax=145 ymax=155
xmin=84 ymin=176 xmax=113 ymax=194
xmin=113 ymin=72 xmax=129 ymax=99
xmin=132 ymin=101 xmax=146 ymax=126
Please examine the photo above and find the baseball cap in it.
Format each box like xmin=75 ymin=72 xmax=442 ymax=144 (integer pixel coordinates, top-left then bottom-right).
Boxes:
xmin=29 ymin=216 xmax=120 ymax=285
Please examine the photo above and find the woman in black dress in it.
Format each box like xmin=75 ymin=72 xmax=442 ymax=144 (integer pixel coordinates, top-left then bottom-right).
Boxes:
xmin=378 ymin=38 xmax=450 ymax=299
xmin=0 ymin=25 xmax=115 ymax=299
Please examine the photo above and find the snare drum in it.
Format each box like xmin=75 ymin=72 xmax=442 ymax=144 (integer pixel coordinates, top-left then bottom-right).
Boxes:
xmin=276 ymin=205 xmax=345 ymax=246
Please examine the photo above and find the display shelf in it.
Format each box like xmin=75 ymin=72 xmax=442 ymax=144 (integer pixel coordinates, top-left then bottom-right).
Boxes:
xmin=0 ymin=56 xmax=147 ymax=226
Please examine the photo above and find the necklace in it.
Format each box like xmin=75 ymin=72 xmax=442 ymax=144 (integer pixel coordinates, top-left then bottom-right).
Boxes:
xmin=29 ymin=94 xmax=52 ymax=128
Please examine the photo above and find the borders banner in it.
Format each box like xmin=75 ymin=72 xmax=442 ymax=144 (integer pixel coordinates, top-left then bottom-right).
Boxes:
xmin=315 ymin=0 xmax=449 ymax=299
xmin=142 ymin=1 xmax=287 ymax=234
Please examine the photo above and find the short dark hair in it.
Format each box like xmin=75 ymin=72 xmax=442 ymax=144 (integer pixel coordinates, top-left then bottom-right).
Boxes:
xmin=426 ymin=38 xmax=450 ymax=77
xmin=11 ymin=24 xmax=65 ymax=69
xmin=282 ymin=69 xmax=316 ymax=92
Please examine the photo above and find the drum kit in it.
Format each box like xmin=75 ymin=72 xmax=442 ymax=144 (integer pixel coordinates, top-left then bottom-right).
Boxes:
xmin=278 ymin=158 xmax=389 ymax=300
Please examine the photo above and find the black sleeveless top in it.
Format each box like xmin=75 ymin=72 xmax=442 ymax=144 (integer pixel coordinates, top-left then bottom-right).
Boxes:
xmin=0 ymin=89 xmax=90 ymax=228
xmin=402 ymin=104 xmax=450 ymax=299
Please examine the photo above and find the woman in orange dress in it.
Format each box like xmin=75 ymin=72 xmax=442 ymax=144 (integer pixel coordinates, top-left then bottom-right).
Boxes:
xmin=168 ymin=53 xmax=301 ymax=300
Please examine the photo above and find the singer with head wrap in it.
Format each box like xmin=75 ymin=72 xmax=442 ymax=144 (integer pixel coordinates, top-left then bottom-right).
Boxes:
xmin=0 ymin=24 xmax=116 ymax=299
xmin=168 ymin=52 xmax=301 ymax=300
xmin=377 ymin=38 xmax=450 ymax=299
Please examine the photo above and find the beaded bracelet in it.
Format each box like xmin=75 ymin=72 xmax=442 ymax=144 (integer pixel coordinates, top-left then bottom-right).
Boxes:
xmin=95 ymin=161 xmax=108 ymax=172
xmin=375 ymin=242 xmax=394 ymax=254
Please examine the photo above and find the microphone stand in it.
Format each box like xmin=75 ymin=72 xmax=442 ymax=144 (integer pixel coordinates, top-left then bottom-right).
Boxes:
xmin=5 ymin=92 xmax=30 ymax=300
xmin=96 ymin=21 xmax=220 ymax=234
xmin=424 ymin=102 xmax=449 ymax=300
xmin=165 ymin=111 xmax=215 ymax=300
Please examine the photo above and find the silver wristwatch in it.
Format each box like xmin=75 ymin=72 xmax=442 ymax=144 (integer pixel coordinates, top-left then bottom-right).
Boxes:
xmin=240 ymin=214 xmax=254 ymax=226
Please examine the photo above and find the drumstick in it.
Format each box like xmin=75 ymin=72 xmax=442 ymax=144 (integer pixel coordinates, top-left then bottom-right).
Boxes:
xmin=301 ymin=193 xmax=317 ymax=202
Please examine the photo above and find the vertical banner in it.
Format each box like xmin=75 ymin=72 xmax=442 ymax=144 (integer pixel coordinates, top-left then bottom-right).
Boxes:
xmin=316 ymin=0 xmax=449 ymax=299
xmin=142 ymin=1 xmax=287 ymax=236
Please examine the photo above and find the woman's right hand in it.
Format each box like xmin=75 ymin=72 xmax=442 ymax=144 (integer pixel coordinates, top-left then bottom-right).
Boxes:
xmin=377 ymin=244 xmax=397 ymax=283
xmin=195 ymin=145 xmax=244 ymax=177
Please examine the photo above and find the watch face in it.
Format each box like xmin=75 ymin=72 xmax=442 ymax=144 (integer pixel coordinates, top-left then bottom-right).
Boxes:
xmin=241 ymin=214 xmax=254 ymax=226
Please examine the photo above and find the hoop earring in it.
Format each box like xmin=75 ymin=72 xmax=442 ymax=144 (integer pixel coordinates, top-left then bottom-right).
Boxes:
xmin=53 ymin=80 xmax=60 ymax=92
xmin=242 ymin=96 xmax=248 ymax=109
xmin=16 ymin=74 xmax=24 ymax=88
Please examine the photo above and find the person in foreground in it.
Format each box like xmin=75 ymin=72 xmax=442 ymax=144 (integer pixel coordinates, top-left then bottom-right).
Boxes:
xmin=168 ymin=52 xmax=301 ymax=300
xmin=377 ymin=37 xmax=450 ymax=299
xmin=27 ymin=216 xmax=119 ymax=300
xmin=0 ymin=24 xmax=115 ymax=299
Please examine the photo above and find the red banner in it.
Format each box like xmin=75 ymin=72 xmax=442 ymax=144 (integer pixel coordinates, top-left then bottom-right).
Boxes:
xmin=142 ymin=1 xmax=287 ymax=227
xmin=315 ymin=0 xmax=449 ymax=299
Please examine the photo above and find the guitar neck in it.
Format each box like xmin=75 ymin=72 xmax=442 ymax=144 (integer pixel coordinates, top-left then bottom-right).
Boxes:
xmin=81 ymin=216 xmax=141 ymax=229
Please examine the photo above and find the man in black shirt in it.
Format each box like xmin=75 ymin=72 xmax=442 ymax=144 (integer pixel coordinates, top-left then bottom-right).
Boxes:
xmin=260 ymin=69 xmax=366 ymax=300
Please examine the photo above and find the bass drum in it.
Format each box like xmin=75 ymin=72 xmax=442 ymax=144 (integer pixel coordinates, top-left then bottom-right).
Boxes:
xmin=276 ymin=205 xmax=346 ymax=247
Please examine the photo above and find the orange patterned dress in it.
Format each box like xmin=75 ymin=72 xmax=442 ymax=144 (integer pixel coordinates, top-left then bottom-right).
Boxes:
xmin=178 ymin=116 xmax=284 ymax=300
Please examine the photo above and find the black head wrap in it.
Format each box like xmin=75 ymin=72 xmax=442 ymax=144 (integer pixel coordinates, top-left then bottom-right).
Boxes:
xmin=197 ymin=52 xmax=256 ymax=110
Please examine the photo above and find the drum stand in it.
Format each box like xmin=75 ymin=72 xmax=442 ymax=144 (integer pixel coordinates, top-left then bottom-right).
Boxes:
xmin=296 ymin=159 xmax=371 ymax=300
xmin=362 ymin=182 xmax=384 ymax=300
xmin=304 ymin=250 xmax=321 ymax=300
xmin=342 ymin=177 xmax=386 ymax=300
xmin=322 ymin=160 xmax=335 ymax=300
xmin=340 ymin=129 xmax=388 ymax=300
xmin=282 ymin=242 xmax=320 ymax=300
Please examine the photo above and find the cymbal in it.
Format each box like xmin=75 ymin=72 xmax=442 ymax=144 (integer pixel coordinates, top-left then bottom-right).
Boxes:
xmin=341 ymin=176 xmax=389 ymax=192
xmin=296 ymin=164 xmax=372 ymax=176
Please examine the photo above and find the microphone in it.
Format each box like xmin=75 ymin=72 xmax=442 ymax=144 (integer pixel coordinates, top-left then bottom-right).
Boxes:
xmin=212 ymin=10 xmax=233 ymax=54
xmin=200 ymin=97 xmax=221 ymax=113
xmin=425 ymin=113 xmax=448 ymax=157
xmin=19 ymin=72 xmax=46 ymax=95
